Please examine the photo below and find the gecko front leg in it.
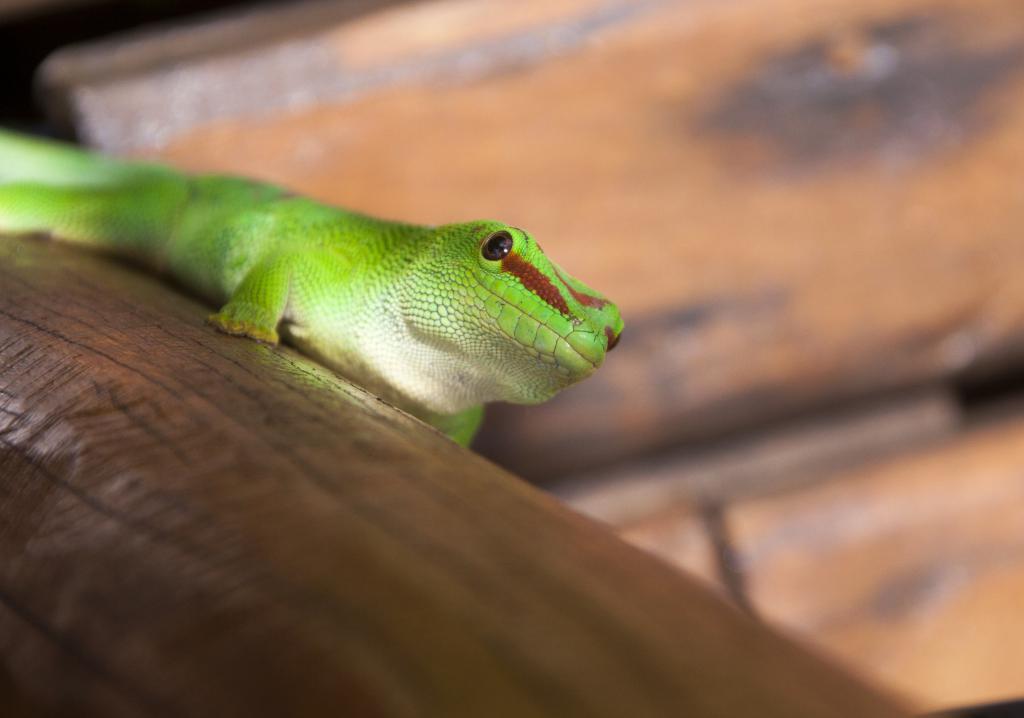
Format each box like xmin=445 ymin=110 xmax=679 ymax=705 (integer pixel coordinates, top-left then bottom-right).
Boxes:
xmin=208 ymin=254 xmax=295 ymax=345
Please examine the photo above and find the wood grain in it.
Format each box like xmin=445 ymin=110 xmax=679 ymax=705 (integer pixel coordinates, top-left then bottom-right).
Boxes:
xmin=0 ymin=237 xmax=911 ymax=716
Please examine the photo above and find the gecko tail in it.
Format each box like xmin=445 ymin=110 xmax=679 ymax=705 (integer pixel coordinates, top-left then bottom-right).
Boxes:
xmin=0 ymin=130 xmax=187 ymax=255
xmin=0 ymin=128 xmax=162 ymax=187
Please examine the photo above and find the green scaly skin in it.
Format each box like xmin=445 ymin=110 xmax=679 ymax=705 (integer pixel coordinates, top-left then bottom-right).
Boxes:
xmin=0 ymin=130 xmax=623 ymax=445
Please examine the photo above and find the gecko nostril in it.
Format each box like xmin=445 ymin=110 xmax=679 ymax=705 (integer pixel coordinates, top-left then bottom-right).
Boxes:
xmin=605 ymin=326 xmax=621 ymax=351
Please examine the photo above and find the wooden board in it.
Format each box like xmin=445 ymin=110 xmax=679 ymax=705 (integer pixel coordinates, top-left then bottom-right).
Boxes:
xmin=38 ymin=0 xmax=1024 ymax=480
xmin=557 ymin=388 xmax=959 ymax=522
xmin=727 ymin=413 xmax=1024 ymax=711
xmin=0 ymin=237 xmax=912 ymax=717
xmin=559 ymin=391 xmax=1024 ymax=710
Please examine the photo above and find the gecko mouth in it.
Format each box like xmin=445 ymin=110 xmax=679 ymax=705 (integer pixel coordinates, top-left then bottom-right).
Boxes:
xmin=469 ymin=275 xmax=601 ymax=375
xmin=605 ymin=326 xmax=621 ymax=351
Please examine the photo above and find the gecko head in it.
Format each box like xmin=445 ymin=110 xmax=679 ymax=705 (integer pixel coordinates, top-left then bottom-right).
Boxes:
xmin=403 ymin=220 xmax=624 ymax=408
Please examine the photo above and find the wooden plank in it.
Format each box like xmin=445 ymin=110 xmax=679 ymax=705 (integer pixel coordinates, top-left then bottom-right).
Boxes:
xmin=0 ymin=237 xmax=911 ymax=717
xmin=616 ymin=506 xmax=721 ymax=594
xmin=38 ymin=0 xmax=1024 ymax=482
xmin=39 ymin=0 xmax=631 ymax=151
xmin=556 ymin=389 xmax=958 ymax=615
xmin=557 ymin=388 xmax=959 ymax=525
xmin=727 ymin=413 xmax=1024 ymax=711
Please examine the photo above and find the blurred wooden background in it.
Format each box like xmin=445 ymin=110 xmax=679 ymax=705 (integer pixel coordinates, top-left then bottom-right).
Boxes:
xmin=5 ymin=0 xmax=1024 ymax=711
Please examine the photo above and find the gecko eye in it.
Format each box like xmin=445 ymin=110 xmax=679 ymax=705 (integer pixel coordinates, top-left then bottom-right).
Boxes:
xmin=481 ymin=231 xmax=514 ymax=261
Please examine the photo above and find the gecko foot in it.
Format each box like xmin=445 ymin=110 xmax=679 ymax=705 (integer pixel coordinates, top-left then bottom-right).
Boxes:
xmin=207 ymin=304 xmax=280 ymax=345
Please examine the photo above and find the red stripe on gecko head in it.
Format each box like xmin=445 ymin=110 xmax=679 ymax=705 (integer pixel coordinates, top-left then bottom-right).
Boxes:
xmin=554 ymin=269 xmax=608 ymax=309
xmin=501 ymin=252 xmax=571 ymax=315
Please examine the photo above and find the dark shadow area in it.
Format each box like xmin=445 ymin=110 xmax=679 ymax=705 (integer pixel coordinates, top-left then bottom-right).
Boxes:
xmin=0 ymin=0 xmax=273 ymax=128
xmin=933 ymin=699 xmax=1024 ymax=717
xmin=954 ymin=350 xmax=1024 ymax=421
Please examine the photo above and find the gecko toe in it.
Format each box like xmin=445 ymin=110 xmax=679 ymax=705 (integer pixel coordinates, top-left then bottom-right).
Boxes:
xmin=207 ymin=312 xmax=280 ymax=345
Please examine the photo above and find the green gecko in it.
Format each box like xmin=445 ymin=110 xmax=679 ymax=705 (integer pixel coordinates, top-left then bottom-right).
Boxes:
xmin=0 ymin=129 xmax=623 ymax=445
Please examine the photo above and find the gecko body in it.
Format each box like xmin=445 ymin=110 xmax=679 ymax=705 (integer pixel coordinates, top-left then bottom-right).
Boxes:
xmin=0 ymin=130 xmax=623 ymax=444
